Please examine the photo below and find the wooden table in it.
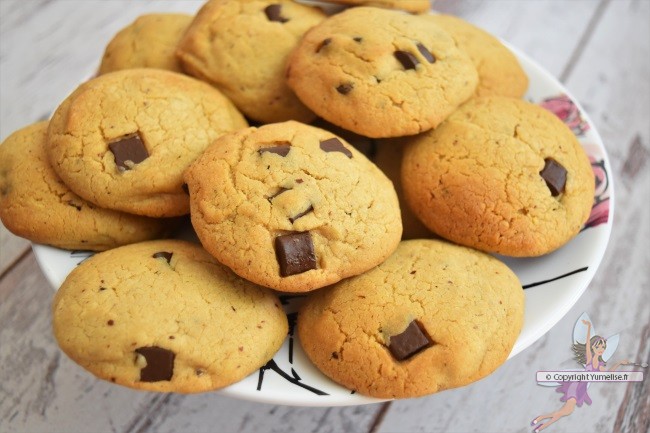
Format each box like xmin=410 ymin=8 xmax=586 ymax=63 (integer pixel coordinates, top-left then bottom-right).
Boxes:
xmin=1 ymin=1 xmax=648 ymax=432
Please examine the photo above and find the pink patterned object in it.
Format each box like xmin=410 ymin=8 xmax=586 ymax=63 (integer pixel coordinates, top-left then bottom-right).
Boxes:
xmin=540 ymin=94 xmax=590 ymax=136
xmin=585 ymin=156 xmax=610 ymax=228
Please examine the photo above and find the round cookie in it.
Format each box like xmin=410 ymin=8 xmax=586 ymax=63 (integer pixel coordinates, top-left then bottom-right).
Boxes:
xmin=52 ymin=240 xmax=288 ymax=393
xmin=426 ymin=14 xmax=528 ymax=98
xmin=184 ymin=120 xmax=402 ymax=292
xmin=320 ymin=0 xmax=430 ymax=13
xmin=297 ymin=239 xmax=524 ymax=399
xmin=176 ymin=0 xmax=326 ymax=123
xmin=99 ymin=14 xmax=193 ymax=74
xmin=47 ymin=69 xmax=248 ymax=217
xmin=402 ymin=96 xmax=595 ymax=256
xmin=0 ymin=122 xmax=173 ymax=251
xmin=286 ymin=7 xmax=478 ymax=138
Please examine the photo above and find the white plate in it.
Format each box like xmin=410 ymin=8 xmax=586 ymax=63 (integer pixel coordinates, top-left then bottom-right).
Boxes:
xmin=32 ymin=44 xmax=613 ymax=406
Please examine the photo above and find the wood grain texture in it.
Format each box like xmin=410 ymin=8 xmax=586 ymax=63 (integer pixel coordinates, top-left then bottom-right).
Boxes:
xmin=0 ymin=1 xmax=648 ymax=432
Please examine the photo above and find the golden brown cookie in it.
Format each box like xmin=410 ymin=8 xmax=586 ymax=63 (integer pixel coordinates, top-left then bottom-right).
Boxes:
xmin=47 ymin=69 xmax=248 ymax=217
xmin=373 ymin=138 xmax=434 ymax=240
xmin=320 ymin=0 xmax=431 ymax=13
xmin=184 ymin=120 xmax=402 ymax=292
xmin=176 ymin=0 xmax=326 ymax=123
xmin=297 ymin=239 xmax=524 ymax=398
xmin=52 ymin=240 xmax=288 ymax=393
xmin=99 ymin=14 xmax=193 ymax=74
xmin=0 ymin=122 xmax=173 ymax=250
xmin=426 ymin=14 xmax=528 ymax=98
xmin=402 ymin=97 xmax=595 ymax=256
xmin=286 ymin=7 xmax=478 ymax=138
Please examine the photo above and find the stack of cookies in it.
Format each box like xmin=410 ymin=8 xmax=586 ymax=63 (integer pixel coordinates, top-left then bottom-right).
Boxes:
xmin=0 ymin=0 xmax=595 ymax=399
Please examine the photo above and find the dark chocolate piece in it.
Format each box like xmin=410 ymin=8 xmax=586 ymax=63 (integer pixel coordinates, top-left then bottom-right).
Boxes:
xmin=152 ymin=251 xmax=173 ymax=263
xmin=259 ymin=145 xmax=291 ymax=157
xmin=416 ymin=43 xmax=435 ymax=63
xmin=108 ymin=133 xmax=149 ymax=171
xmin=289 ymin=205 xmax=314 ymax=223
xmin=275 ymin=231 xmax=317 ymax=276
xmin=336 ymin=83 xmax=354 ymax=95
xmin=539 ymin=158 xmax=567 ymax=196
xmin=135 ymin=346 xmax=175 ymax=382
xmin=320 ymin=138 xmax=353 ymax=158
xmin=353 ymin=36 xmax=363 ymax=43
xmin=394 ymin=50 xmax=420 ymax=70
xmin=388 ymin=321 xmax=431 ymax=361
xmin=264 ymin=4 xmax=289 ymax=23
xmin=316 ymin=38 xmax=331 ymax=53
xmin=267 ymin=187 xmax=290 ymax=202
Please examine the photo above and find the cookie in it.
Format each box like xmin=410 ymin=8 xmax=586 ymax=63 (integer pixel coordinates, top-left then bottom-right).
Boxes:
xmin=286 ymin=7 xmax=478 ymax=138
xmin=320 ymin=0 xmax=431 ymax=13
xmin=176 ymin=0 xmax=326 ymax=123
xmin=402 ymin=96 xmax=595 ymax=256
xmin=47 ymin=68 xmax=248 ymax=217
xmin=184 ymin=120 xmax=402 ymax=292
xmin=297 ymin=239 xmax=524 ymax=398
xmin=52 ymin=239 xmax=288 ymax=393
xmin=426 ymin=14 xmax=528 ymax=98
xmin=99 ymin=14 xmax=193 ymax=74
xmin=0 ymin=122 xmax=173 ymax=250
xmin=372 ymin=138 xmax=434 ymax=240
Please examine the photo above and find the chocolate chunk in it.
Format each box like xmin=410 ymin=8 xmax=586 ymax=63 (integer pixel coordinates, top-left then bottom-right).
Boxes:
xmin=388 ymin=321 xmax=431 ymax=361
xmin=267 ymin=187 xmax=290 ymax=202
xmin=108 ymin=133 xmax=148 ymax=171
xmin=416 ymin=43 xmax=435 ymax=63
xmin=336 ymin=83 xmax=354 ymax=95
xmin=320 ymin=138 xmax=353 ymax=158
xmin=540 ymin=158 xmax=567 ymax=196
xmin=181 ymin=183 xmax=189 ymax=195
xmin=275 ymin=231 xmax=317 ymax=276
xmin=264 ymin=4 xmax=289 ymax=23
xmin=152 ymin=251 xmax=173 ymax=263
xmin=135 ymin=346 xmax=175 ymax=382
xmin=289 ymin=205 xmax=314 ymax=223
xmin=394 ymin=50 xmax=420 ymax=70
xmin=353 ymin=36 xmax=363 ymax=43
xmin=316 ymin=38 xmax=331 ymax=53
xmin=259 ymin=145 xmax=291 ymax=157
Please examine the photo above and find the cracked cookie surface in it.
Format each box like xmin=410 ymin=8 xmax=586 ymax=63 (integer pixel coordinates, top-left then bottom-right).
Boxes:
xmin=401 ymin=96 xmax=595 ymax=256
xmin=426 ymin=14 xmax=528 ymax=98
xmin=47 ymin=68 xmax=248 ymax=217
xmin=297 ymin=239 xmax=524 ymax=398
xmin=286 ymin=7 xmax=478 ymax=138
xmin=184 ymin=120 xmax=402 ymax=292
xmin=52 ymin=239 xmax=287 ymax=393
xmin=99 ymin=13 xmax=193 ymax=74
xmin=0 ymin=122 xmax=172 ymax=250
xmin=176 ymin=0 xmax=326 ymax=123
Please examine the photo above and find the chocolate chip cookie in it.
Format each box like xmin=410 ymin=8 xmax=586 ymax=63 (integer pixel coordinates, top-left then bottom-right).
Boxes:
xmin=99 ymin=13 xmax=193 ymax=74
xmin=426 ymin=14 xmax=528 ymax=98
xmin=176 ymin=0 xmax=326 ymax=123
xmin=184 ymin=120 xmax=402 ymax=292
xmin=47 ymin=68 xmax=248 ymax=217
xmin=286 ymin=7 xmax=478 ymax=138
xmin=0 ymin=122 xmax=172 ymax=250
xmin=52 ymin=240 xmax=288 ymax=393
xmin=401 ymin=96 xmax=595 ymax=256
xmin=297 ymin=239 xmax=524 ymax=398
